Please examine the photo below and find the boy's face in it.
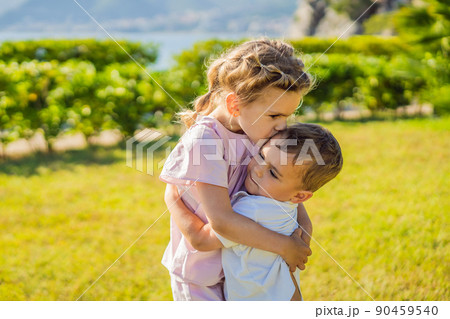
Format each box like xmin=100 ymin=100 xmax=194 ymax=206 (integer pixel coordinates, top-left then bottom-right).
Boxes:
xmin=244 ymin=135 xmax=312 ymax=203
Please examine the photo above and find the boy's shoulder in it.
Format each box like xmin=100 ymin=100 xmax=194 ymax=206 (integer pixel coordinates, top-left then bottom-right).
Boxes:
xmin=229 ymin=192 xmax=263 ymax=222
xmin=230 ymin=191 xmax=251 ymax=205
xmin=231 ymin=191 xmax=298 ymax=226
xmin=231 ymin=191 xmax=298 ymax=214
xmin=231 ymin=191 xmax=265 ymax=206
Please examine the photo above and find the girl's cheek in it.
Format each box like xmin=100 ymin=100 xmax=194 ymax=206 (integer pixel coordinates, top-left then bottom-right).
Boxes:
xmin=265 ymin=122 xmax=275 ymax=133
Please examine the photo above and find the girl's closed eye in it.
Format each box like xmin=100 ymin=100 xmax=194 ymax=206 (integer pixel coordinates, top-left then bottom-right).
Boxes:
xmin=269 ymin=115 xmax=280 ymax=119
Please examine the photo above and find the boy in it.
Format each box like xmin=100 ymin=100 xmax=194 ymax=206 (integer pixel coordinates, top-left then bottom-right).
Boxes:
xmin=216 ymin=123 xmax=343 ymax=300
xmin=166 ymin=123 xmax=343 ymax=300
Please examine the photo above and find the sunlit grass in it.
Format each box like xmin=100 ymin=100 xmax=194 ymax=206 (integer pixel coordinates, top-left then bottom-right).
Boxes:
xmin=0 ymin=145 xmax=172 ymax=300
xmin=302 ymin=117 xmax=450 ymax=300
xmin=0 ymin=117 xmax=449 ymax=300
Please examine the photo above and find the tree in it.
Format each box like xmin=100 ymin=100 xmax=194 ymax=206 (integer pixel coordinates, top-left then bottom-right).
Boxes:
xmin=326 ymin=0 xmax=378 ymax=21
xmin=394 ymin=0 xmax=450 ymax=56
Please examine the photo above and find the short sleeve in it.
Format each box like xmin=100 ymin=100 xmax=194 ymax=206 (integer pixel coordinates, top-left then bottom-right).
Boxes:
xmin=214 ymin=230 xmax=238 ymax=248
xmin=160 ymin=124 xmax=228 ymax=188
xmin=213 ymin=195 xmax=259 ymax=248
xmin=231 ymin=196 xmax=259 ymax=222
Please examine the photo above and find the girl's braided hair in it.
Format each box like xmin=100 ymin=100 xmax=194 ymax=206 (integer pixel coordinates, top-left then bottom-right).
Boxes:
xmin=179 ymin=38 xmax=312 ymax=127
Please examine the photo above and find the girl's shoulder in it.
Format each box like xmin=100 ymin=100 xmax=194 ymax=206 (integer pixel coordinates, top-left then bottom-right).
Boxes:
xmin=178 ymin=116 xmax=223 ymax=152
xmin=186 ymin=115 xmax=221 ymax=139
xmin=186 ymin=115 xmax=247 ymax=141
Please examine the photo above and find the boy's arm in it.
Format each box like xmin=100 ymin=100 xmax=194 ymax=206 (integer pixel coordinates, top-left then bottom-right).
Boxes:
xmin=164 ymin=184 xmax=223 ymax=251
xmin=197 ymin=182 xmax=311 ymax=271
xmin=297 ymin=203 xmax=313 ymax=247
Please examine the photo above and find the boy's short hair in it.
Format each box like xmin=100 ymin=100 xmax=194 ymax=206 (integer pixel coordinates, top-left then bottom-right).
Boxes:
xmin=275 ymin=123 xmax=343 ymax=192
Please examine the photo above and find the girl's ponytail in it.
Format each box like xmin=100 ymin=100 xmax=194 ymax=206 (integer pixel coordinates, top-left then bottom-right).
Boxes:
xmin=178 ymin=90 xmax=213 ymax=128
xmin=178 ymin=57 xmax=224 ymax=128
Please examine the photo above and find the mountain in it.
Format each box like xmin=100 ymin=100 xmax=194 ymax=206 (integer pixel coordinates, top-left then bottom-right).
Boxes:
xmin=0 ymin=0 xmax=298 ymax=34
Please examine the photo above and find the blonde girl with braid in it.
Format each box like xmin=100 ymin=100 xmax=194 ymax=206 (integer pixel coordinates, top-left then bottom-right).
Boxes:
xmin=160 ymin=39 xmax=313 ymax=301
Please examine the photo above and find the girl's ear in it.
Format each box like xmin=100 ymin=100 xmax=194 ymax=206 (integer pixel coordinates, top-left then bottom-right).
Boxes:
xmin=290 ymin=191 xmax=313 ymax=204
xmin=226 ymin=92 xmax=240 ymax=117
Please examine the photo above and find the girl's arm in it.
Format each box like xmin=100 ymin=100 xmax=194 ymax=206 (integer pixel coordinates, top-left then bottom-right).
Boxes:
xmin=164 ymin=184 xmax=223 ymax=251
xmin=197 ymin=182 xmax=311 ymax=271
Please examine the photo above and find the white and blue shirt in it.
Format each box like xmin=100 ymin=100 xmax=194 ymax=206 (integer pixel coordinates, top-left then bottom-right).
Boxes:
xmin=216 ymin=191 xmax=301 ymax=301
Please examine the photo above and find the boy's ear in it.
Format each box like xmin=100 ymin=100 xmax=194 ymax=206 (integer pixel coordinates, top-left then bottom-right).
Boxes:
xmin=290 ymin=191 xmax=313 ymax=204
xmin=226 ymin=92 xmax=240 ymax=117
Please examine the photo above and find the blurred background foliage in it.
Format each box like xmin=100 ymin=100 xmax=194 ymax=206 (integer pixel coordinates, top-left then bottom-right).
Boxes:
xmin=0 ymin=0 xmax=449 ymax=157
xmin=0 ymin=0 xmax=449 ymax=302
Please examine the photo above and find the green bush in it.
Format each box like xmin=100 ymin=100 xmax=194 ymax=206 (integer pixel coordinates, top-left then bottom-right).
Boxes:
xmin=0 ymin=60 xmax=89 ymax=151
xmin=169 ymin=37 xmax=447 ymax=116
xmin=0 ymin=59 xmax=172 ymax=152
xmin=393 ymin=0 xmax=450 ymax=56
xmin=95 ymin=63 xmax=172 ymax=137
xmin=1 ymin=36 xmax=448 ymax=157
xmin=354 ymin=55 xmax=426 ymax=112
xmin=302 ymin=54 xmax=364 ymax=114
xmin=0 ymin=39 xmax=158 ymax=70
xmin=290 ymin=36 xmax=412 ymax=57
xmin=427 ymin=85 xmax=450 ymax=115
xmin=167 ymin=39 xmax=237 ymax=107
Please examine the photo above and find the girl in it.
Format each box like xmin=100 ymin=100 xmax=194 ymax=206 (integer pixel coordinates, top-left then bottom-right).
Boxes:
xmin=160 ymin=38 xmax=313 ymax=301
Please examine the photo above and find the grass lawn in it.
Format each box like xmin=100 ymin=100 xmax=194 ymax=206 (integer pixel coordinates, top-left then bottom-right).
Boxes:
xmin=0 ymin=117 xmax=449 ymax=300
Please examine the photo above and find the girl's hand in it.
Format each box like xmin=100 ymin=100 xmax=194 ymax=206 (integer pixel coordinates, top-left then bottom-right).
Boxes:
xmin=283 ymin=228 xmax=312 ymax=272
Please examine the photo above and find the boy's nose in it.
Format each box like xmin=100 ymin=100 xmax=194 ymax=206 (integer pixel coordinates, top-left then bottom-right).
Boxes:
xmin=254 ymin=164 xmax=264 ymax=178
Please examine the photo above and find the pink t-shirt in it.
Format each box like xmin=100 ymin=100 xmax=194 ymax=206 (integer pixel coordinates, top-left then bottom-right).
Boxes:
xmin=159 ymin=115 xmax=255 ymax=286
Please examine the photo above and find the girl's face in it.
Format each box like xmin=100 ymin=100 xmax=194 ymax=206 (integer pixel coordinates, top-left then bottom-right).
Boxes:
xmin=237 ymin=87 xmax=302 ymax=144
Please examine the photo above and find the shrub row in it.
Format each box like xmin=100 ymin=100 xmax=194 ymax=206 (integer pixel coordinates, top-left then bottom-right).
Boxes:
xmin=169 ymin=38 xmax=449 ymax=116
xmin=0 ymin=39 xmax=158 ymax=70
xmin=0 ymin=60 xmax=176 ymax=151
xmin=1 ymin=37 xmax=448 ymax=155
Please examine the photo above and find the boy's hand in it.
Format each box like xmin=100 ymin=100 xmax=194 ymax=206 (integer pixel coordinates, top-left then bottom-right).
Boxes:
xmin=283 ymin=228 xmax=312 ymax=272
xmin=295 ymin=202 xmax=313 ymax=270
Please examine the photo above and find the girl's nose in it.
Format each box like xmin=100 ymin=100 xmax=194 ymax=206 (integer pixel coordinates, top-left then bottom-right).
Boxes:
xmin=274 ymin=119 xmax=287 ymax=132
